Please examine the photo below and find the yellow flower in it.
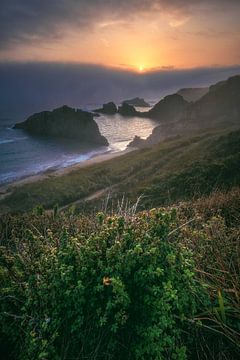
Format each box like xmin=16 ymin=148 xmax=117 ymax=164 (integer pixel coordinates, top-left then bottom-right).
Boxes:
xmin=103 ymin=276 xmax=112 ymax=286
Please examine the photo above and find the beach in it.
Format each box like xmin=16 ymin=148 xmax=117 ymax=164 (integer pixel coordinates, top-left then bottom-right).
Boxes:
xmin=0 ymin=147 xmax=134 ymax=201
xmin=0 ymin=112 xmax=157 ymax=187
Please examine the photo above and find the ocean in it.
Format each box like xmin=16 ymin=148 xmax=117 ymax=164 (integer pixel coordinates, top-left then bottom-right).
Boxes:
xmin=0 ymin=107 xmax=158 ymax=185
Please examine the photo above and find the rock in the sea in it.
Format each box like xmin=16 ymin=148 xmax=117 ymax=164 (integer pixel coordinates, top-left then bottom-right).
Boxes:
xmin=118 ymin=103 xmax=137 ymax=116
xmin=14 ymin=105 xmax=109 ymax=146
xmin=122 ymin=97 xmax=150 ymax=107
xmin=127 ymin=135 xmax=147 ymax=148
xmin=93 ymin=102 xmax=117 ymax=114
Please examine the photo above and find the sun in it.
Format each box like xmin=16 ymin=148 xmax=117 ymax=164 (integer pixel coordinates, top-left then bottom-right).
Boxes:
xmin=139 ymin=65 xmax=144 ymax=72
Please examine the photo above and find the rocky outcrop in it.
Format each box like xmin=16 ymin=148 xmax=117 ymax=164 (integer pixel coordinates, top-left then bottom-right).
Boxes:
xmin=184 ymin=75 xmax=240 ymax=126
xmin=177 ymin=87 xmax=208 ymax=102
xmin=122 ymin=97 xmax=150 ymax=107
xmin=93 ymin=102 xmax=117 ymax=115
xmin=127 ymin=135 xmax=147 ymax=148
xmin=118 ymin=103 xmax=138 ymax=117
xmin=147 ymin=94 xmax=189 ymax=122
xmin=14 ymin=105 xmax=109 ymax=146
xmin=128 ymin=75 xmax=240 ymax=148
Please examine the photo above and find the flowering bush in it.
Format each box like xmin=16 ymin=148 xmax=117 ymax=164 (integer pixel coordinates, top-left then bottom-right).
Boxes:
xmin=0 ymin=209 xmax=207 ymax=360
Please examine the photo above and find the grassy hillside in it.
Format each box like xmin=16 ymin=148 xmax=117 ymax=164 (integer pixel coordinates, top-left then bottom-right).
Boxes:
xmin=0 ymin=124 xmax=239 ymax=359
xmin=0 ymin=188 xmax=239 ymax=359
xmin=1 ymin=126 xmax=239 ymax=214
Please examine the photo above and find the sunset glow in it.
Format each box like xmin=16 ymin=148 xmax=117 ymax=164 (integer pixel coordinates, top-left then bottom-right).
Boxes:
xmin=0 ymin=1 xmax=239 ymax=71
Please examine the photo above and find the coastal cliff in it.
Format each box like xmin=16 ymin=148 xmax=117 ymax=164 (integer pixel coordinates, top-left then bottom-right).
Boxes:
xmin=147 ymin=93 xmax=189 ymax=121
xmin=177 ymin=87 xmax=209 ymax=102
xmin=129 ymin=75 xmax=240 ymax=148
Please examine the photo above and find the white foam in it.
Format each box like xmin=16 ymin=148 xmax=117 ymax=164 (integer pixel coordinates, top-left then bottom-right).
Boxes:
xmin=0 ymin=137 xmax=27 ymax=145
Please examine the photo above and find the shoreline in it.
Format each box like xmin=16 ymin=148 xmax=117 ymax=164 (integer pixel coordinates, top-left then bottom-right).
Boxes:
xmin=0 ymin=147 xmax=134 ymax=199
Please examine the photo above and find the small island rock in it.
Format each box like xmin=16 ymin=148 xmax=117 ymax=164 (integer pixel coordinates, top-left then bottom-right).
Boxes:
xmin=14 ymin=105 xmax=109 ymax=146
xmin=93 ymin=102 xmax=118 ymax=115
xmin=122 ymin=97 xmax=150 ymax=107
xmin=118 ymin=103 xmax=137 ymax=117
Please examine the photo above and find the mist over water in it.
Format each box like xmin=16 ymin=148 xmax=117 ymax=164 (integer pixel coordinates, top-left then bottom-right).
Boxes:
xmin=1 ymin=62 xmax=240 ymax=120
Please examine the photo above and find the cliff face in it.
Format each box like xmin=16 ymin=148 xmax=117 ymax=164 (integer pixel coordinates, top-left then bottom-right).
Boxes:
xmin=185 ymin=75 xmax=240 ymax=126
xmin=147 ymin=94 xmax=189 ymax=122
xmin=14 ymin=105 xmax=109 ymax=146
xmin=177 ymin=87 xmax=209 ymax=102
xmin=129 ymin=75 xmax=240 ymax=148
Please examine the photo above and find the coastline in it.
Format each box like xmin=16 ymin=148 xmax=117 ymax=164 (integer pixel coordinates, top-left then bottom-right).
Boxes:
xmin=0 ymin=147 xmax=135 ymax=200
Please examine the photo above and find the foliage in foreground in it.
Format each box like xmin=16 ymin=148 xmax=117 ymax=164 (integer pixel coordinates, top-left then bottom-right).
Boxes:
xmin=0 ymin=188 xmax=240 ymax=359
xmin=0 ymin=209 xmax=204 ymax=359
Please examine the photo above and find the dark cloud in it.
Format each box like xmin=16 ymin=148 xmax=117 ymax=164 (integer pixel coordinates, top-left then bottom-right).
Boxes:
xmin=0 ymin=0 xmax=239 ymax=49
xmin=0 ymin=61 xmax=239 ymax=120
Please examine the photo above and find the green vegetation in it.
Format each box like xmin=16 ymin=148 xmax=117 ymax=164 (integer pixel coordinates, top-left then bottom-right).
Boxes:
xmin=0 ymin=124 xmax=239 ymax=358
xmin=0 ymin=126 xmax=239 ymax=214
xmin=0 ymin=188 xmax=239 ymax=359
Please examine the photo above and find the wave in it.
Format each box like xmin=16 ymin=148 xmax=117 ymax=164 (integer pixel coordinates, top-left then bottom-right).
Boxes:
xmin=0 ymin=139 xmax=14 ymax=144
xmin=0 ymin=137 xmax=27 ymax=145
xmin=61 ymin=147 xmax=110 ymax=168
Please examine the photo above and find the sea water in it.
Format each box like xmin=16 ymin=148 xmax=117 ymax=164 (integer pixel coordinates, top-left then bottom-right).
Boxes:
xmin=0 ymin=108 xmax=158 ymax=185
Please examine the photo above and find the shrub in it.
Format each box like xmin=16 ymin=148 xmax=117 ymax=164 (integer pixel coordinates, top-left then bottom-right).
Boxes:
xmin=0 ymin=209 xmax=206 ymax=360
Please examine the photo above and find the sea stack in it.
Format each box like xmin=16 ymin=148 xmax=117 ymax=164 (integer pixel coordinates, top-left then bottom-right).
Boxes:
xmin=122 ymin=97 xmax=150 ymax=107
xmin=93 ymin=102 xmax=118 ymax=115
xmin=14 ymin=105 xmax=109 ymax=146
xmin=118 ymin=103 xmax=137 ymax=116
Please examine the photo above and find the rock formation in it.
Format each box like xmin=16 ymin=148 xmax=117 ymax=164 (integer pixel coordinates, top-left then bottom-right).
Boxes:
xmin=147 ymin=94 xmax=189 ymax=122
xmin=184 ymin=75 xmax=240 ymax=127
xmin=122 ymin=97 xmax=150 ymax=107
xmin=177 ymin=87 xmax=209 ymax=102
xmin=118 ymin=103 xmax=138 ymax=116
xmin=128 ymin=75 xmax=240 ymax=148
xmin=14 ymin=105 xmax=109 ymax=146
xmin=128 ymin=135 xmax=147 ymax=148
xmin=93 ymin=102 xmax=117 ymax=115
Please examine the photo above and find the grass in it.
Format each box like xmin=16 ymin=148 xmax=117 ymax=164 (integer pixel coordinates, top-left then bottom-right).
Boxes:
xmin=176 ymin=188 xmax=240 ymax=359
xmin=1 ymin=126 xmax=239 ymax=214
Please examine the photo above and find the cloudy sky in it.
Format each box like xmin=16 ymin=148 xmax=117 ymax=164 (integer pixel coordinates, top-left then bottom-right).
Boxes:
xmin=1 ymin=0 xmax=240 ymax=70
xmin=1 ymin=1 xmax=240 ymax=118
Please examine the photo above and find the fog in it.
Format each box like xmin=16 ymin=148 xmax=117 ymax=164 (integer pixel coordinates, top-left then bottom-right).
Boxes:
xmin=0 ymin=62 xmax=239 ymax=120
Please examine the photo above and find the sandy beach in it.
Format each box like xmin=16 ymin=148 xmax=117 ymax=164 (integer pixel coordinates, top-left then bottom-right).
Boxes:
xmin=0 ymin=147 xmax=134 ymax=200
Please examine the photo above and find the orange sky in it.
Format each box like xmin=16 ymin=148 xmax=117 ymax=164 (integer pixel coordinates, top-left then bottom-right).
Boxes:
xmin=1 ymin=1 xmax=240 ymax=72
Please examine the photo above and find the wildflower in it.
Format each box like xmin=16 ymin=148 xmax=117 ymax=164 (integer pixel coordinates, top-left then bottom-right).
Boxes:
xmin=103 ymin=276 xmax=112 ymax=286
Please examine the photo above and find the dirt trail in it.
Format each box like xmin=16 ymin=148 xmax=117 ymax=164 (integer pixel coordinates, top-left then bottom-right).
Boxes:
xmin=60 ymin=186 xmax=113 ymax=211
xmin=0 ymin=148 xmax=133 ymax=204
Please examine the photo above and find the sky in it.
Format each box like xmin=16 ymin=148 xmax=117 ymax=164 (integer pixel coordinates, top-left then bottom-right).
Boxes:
xmin=1 ymin=0 xmax=240 ymax=71
xmin=0 ymin=1 xmax=240 ymax=119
